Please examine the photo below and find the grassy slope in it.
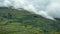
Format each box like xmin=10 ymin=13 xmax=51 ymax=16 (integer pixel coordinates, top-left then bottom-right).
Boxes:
xmin=0 ymin=9 xmax=60 ymax=34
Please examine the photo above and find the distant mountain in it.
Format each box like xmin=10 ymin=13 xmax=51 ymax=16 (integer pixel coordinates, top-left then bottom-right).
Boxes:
xmin=55 ymin=18 xmax=60 ymax=21
xmin=0 ymin=8 xmax=60 ymax=34
xmin=0 ymin=7 xmax=8 ymax=9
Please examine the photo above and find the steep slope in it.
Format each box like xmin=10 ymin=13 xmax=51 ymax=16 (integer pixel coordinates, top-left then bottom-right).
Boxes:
xmin=0 ymin=8 xmax=60 ymax=34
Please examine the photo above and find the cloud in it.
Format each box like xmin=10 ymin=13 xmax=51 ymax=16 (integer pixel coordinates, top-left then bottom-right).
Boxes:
xmin=46 ymin=0 xmax=60 ymax=18
xmin=0 ymin=0 xmax=60 ymax=20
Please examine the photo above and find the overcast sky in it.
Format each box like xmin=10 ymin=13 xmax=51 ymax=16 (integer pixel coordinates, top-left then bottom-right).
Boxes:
xmin=0 ymin=0 xmax=60 ymax=20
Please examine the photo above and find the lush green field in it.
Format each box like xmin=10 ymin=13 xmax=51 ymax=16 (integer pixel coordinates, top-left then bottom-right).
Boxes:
xmin=0 ymin=9 xmax=60 ymax=34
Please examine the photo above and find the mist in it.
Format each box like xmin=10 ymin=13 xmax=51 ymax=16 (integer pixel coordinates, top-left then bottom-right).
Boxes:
xmin=0 ymin=0 xmax=60 ymax=20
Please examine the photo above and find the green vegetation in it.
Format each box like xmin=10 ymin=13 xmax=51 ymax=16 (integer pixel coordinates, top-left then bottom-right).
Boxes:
xmin=0 ymin=8 xmax=60 ymax=34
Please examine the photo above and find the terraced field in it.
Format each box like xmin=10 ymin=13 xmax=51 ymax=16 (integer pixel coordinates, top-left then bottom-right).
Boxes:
xmin=0 ymin=8 xmax=60 ymax=34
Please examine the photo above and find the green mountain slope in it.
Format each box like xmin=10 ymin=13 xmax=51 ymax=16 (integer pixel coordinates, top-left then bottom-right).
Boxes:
xmin=0 ymin=8 xmax=60 ymax=34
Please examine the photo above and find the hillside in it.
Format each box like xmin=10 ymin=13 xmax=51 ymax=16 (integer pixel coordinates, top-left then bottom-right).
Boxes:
xmin=0 ymin=8 xmax=60 ymax=34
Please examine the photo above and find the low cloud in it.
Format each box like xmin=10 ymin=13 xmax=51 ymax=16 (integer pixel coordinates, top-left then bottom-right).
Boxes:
xmin=0 ymin=0 xmax=60 ymax=20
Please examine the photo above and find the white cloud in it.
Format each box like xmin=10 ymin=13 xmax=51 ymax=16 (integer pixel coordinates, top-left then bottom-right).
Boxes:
xmin=36 ymin=10 xmax=55 ymax=20
xmin=0 ymin=0 xmax=60 ymax=20
xmin=3 ymin=0 xmax=11 ymax=7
